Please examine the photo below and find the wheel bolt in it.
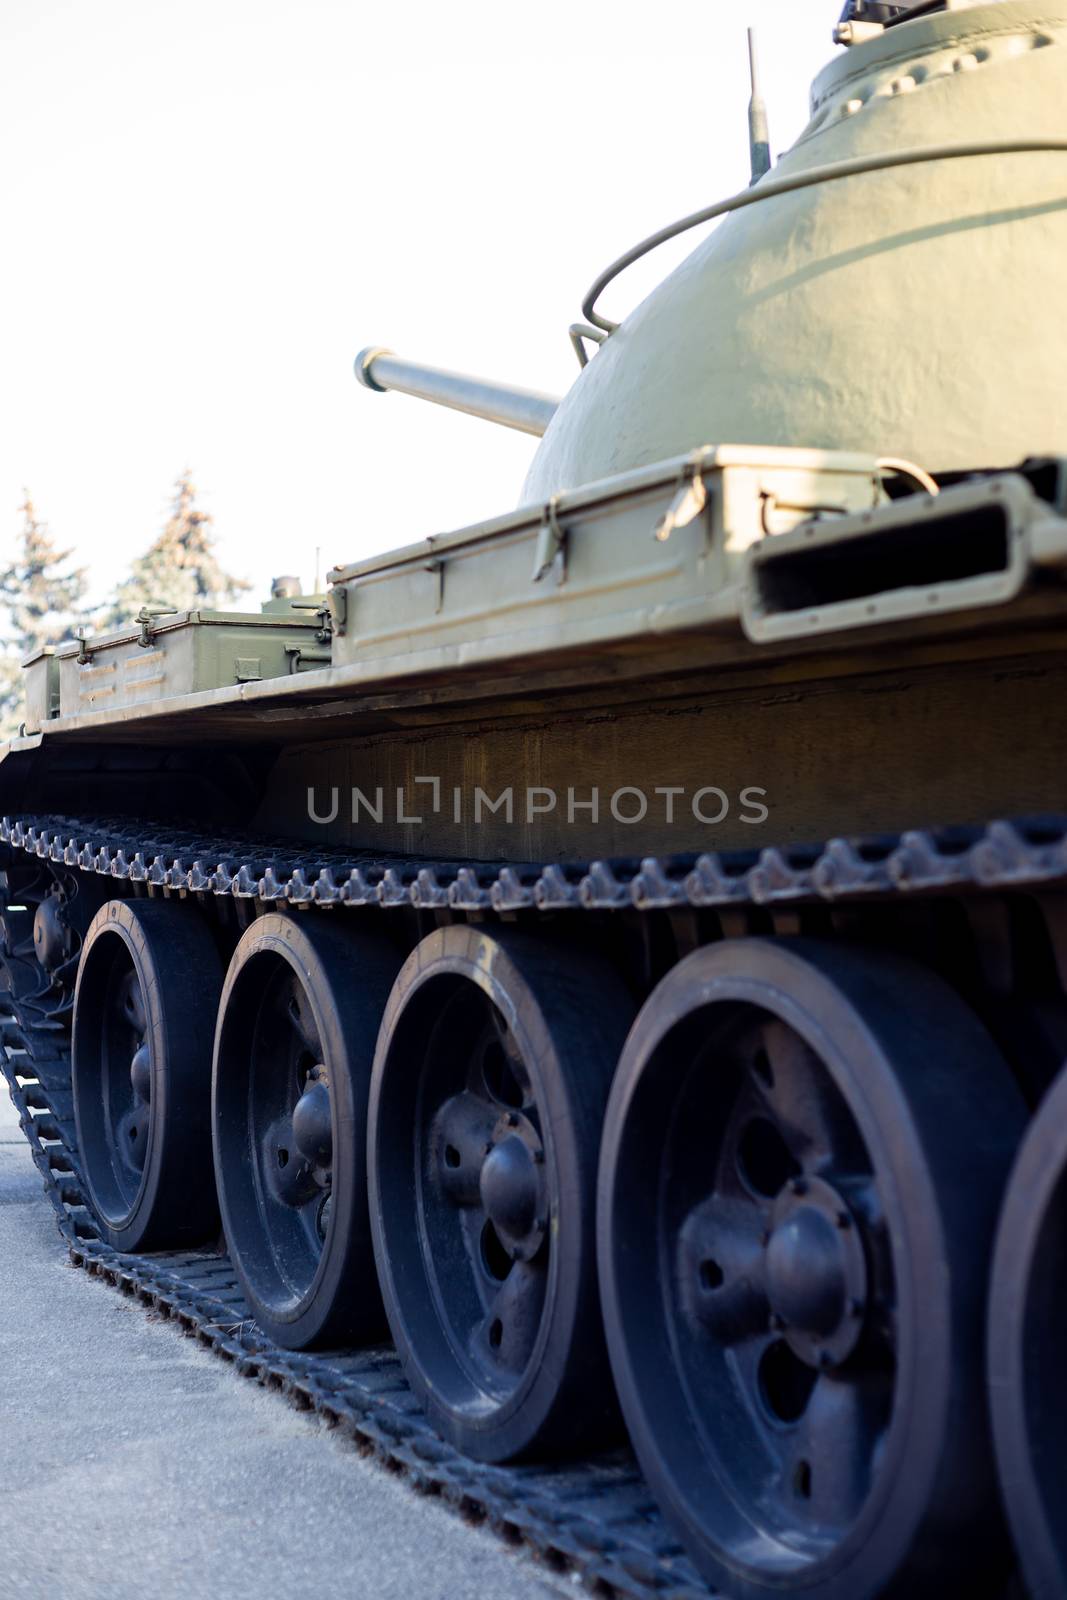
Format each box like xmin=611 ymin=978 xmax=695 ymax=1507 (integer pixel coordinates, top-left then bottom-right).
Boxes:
xmin=506 ymin=1112 xmax=519 ymax=1127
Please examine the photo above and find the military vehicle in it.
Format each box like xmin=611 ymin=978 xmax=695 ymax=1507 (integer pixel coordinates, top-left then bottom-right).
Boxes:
xmin=2 ymin=1 xmax=1066 ymax=1595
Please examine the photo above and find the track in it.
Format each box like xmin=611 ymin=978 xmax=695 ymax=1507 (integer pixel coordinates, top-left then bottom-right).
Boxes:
xmin=4 ymin=810 xmax=1067 ymax=913
xmin=3 ymin=810 xmax=1067 ymax=1600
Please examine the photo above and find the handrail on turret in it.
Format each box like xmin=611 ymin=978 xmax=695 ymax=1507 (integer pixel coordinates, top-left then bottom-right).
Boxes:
xmin=579 ymin=138 xmax=1067 ymax=345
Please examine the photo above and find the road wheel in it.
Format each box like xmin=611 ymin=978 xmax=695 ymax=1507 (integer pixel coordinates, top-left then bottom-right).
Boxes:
xmin=213 ymin=912 xmax=398 ymax=1349
xmin=989 ymin=1061 xmax=1067 ymax=1599
xmin=72 ymin=897 xmax=223 ymax=1251
xmin=598 ymin=936 xmax=1025 ymax=1600
xmin=369 ymin=924 xmax=633 ymax=1461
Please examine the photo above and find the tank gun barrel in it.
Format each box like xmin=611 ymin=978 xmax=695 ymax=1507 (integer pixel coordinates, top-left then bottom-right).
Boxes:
xmin=355 ymin=347 xmax=559 ymax=438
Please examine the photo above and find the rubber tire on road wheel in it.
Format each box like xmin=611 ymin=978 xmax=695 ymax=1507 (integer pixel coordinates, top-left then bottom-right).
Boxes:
xmin=213 ymin=912 xmax=400 ymax=1350
xmin=72 ymin=897 xmax=223 ymax=1252
xmin=988 ymin=1061 xmax=1067 ymax=1600
xmin=598 ymin=936 xmax=1026 ymax=1600
xmin=369 ymin=924 xmax=634 ymax=1462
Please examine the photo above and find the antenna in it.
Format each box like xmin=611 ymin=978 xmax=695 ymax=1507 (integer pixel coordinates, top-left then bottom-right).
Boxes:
xmin=747 ymin=28 xmax=772 ymax=185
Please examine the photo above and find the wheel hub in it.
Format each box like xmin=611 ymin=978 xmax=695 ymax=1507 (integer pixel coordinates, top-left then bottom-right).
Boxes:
xmin=480 ymin=1132 xmax=545 ymax=1260
xmin=765 ymin=1175 xmax=867 ymax=1368
xmin=130 ymin=1042 xmax=152 ymax=1102
xmin=33 ymin=893 xmax=68 ymax=971
xmin=291 ymin=1071 xmax=332 ymax=1167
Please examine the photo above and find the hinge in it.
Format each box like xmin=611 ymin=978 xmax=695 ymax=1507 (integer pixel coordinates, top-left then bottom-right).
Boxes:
xmin=532 ymin=496 xmax=567 ymax=582
xmin=291 ymin=598 xmax=336 ymax=645
xmin=285 ymin=644 xmax=332 ymax=674
xmin=135 ymin=605 xmax=175 ymax=649
xmin=654 ymin=455 xmax=708 ymax=543
xmin=327 ymin=586 xmax=347 ymax=637
xmin=425 ymin=558 xmax=445 ymax=613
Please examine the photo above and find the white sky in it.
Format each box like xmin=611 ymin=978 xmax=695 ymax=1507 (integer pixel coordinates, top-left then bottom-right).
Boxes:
xmin=1 ymin=0 xmax=833 ymax=606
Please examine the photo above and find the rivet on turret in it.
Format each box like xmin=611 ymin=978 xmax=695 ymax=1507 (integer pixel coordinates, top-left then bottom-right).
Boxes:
xmin=953 ymin=53 xmax=978 ymax=72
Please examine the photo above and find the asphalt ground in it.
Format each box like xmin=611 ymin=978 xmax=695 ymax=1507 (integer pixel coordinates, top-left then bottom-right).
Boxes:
xmin=0 ymin=1091 xmax=572 ymax=1600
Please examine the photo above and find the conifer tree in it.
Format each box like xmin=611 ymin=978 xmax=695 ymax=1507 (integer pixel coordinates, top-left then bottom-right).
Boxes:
xmin=106 ymin=470 xmax=249 ymax=625
xmin=0 ymin=495 xmax=87 ymax=734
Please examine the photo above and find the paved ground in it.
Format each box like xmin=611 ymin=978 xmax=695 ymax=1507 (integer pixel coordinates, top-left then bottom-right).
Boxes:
xmin=0 ymin=1092 xmax=571 ymax=1600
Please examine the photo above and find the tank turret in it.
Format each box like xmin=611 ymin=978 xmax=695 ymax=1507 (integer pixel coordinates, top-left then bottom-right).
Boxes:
xmin=525 ymin=0 xmax=1067 ymax=500
xmin=355 ymin=4 xmax=1067 ymax=505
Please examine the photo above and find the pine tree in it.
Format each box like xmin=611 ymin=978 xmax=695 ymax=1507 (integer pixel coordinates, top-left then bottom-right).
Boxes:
xmin=0 ymin=495 xmax=88 ymax=735
xmin=105 ymin=470 xmax=249 ymax=626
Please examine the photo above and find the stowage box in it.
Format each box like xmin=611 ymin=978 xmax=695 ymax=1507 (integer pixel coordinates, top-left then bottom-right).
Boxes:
xmin=51 ymin=609 xmax=328 ymax=724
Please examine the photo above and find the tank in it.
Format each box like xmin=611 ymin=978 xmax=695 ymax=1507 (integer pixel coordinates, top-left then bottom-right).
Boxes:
xmin=2 ymin=5 xmax=1067 ymax=1598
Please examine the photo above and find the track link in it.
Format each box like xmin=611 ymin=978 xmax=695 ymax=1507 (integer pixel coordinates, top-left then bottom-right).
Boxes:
xmin=4 ymin=810 xmax=1067 ymax=912
xmin=3 ymin=810 xmax=1067 ymax=1599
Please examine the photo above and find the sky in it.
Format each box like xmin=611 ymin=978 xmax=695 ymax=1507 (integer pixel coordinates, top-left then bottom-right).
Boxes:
xmin=1 ymin=0 xmax=833 ymax=608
